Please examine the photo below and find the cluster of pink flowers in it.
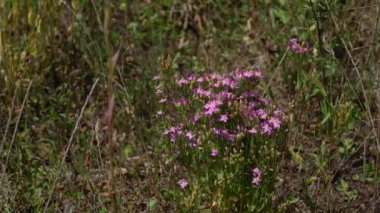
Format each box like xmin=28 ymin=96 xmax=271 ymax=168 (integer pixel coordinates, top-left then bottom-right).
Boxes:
xmin=158 ymin=68 xmax=286 ymax=143
xmin=288 ymin=38 xmax=311 ymax=53
xmin=156 ymin=68 xmax=286 ymax=188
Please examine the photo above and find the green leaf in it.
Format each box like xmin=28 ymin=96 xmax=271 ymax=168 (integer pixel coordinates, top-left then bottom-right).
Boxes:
xmin=287 ymin=196 xmax=300 ymax=205
xmin=277 ymin=0 xmax=287 ymax=5
xmin=311 ymin=78 xmax=327 ymax=98
xmin=273 ymin=7 xmax=291 ymax=24
xmin=320 ymin=112 xmax=331 ymax=125
xmin=148 ymin=198 xmax=158 ymax=211
xmin=123 ymin=145 xmax=134 ymax=158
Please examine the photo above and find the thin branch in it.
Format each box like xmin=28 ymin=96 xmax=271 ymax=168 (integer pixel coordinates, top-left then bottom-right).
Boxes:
xmin=43 ymin=78 xmax=99 ymax=213
xmin=2 ymin=80 xmax=33 ymax=176
xmin=264 ymin=48 xmax=289 ymax=95
xmin=0 ymin=87 xmax=18 ymax=156
xmin=309 ymin=0 xmax=327 ymax=87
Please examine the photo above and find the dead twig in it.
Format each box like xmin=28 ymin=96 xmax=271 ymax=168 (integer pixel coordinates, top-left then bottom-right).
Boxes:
xmin=43 ymin=78 xmax=99 ymax=213
xmin=0 ymin=87 xmax=18 ymax=156
xmin=1 ymin=80 xmax=32 ymax=178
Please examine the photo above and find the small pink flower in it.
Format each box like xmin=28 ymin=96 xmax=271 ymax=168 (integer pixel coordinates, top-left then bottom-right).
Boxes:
xmin=194 ymin=88 xmax=211 ymax=97
xmin=252 ymin=167 xmax=262 ymax=176
xmin=204 ymin=100 xmax=223 ymax=116
xmin=211 ymin=148 xmax=218 ymax=157
xmin=251 ymin=167 xmax=262 ymax=185
xmin=178 ymin=178 xmax=189 ymax=189
xmin=193 ymin=88 xmax=202 ymax=94
xmin=186 ymin=131 xmax=195 ymax=140
xmin=220 ymin=129 xmax=236 ymax=141
xmin=257 ymin=109 xmax=268 ymax=119
xmin=186 ymin=73 xmax=196 ymax=81
xmin=221 ymin=77 xmax=231 ymax=86
xmin=242 ymin=70 xmax=254 ymax=78
xmin=212 ymin=128 xmax=221 ymax=135
xmin=247 ymin=128 xmax=257 ymax=134
xmin=253 ymin=69 xmax=263 ymax=78
xmin=203 ymin=90 xmax=211 ymax=97
xmin=159 ymin=97 xmax=167 ymax=103
xmin=177 ymin=78 xmax=189 ymax=86
xmin=193 ymin=112 xmax=202 ymax=123
xmin=274 ymin=109 xmax=285 ymax=117
xmin=218 ymin=90 xmax=235 ymax=99
xmin=288 ymin=38 xmax=311 ymax=53
xmin=197 ymin=76 xmax=205 ymax=82
xmin=219 ymin=114 xmax=228 ymax=122
xmin=155 ymin=88 xmax=163 ymax=94
xmin=252 ymin=177 xmax=261 ymax=185
xmin=209 ymin=73 xmax=221 ymax=80
xmin=189 ymin=138 xmax=202 ymax=147
xmin=262 ymin=123 xmax=272 ymax=135
xmin=229 ymin=80 xmax=238 ymax=89
xmin=213 ymin=82 xmax=221 ymax=87
xmin=180 ymin=98 xmax=189 ymax=105
xmin=268 ymin=117 xmax=281 ymax=129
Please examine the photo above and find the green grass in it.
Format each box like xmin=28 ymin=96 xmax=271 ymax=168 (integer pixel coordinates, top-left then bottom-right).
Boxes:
xmin=1 ymin=0 xmax=380 ymax=212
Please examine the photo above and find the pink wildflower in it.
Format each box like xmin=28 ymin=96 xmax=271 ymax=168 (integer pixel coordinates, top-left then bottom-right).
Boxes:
xmin=194 ymin=88 xmax=211 ymax=97
xmin=204 ymin=100 xmax=223 ymax=116
xmin=211 ymin=148 xmax=218 ymax=157
xmin=219 ymin=129 xmax=236 ymax=141
xmin=242 ymin=70 xmax=254 ymax=78
xmin=196 ymin=76 xmax=205 ymax=82
xmin=189 ymin=138 xmax=202 ymax=147
xmin=180 ymin=98 xmax=189 ymax=105
xmin=177 ymin=78 xmax=189 ymax=86
xmin=257 ymin=109 xmax=268 ymax=119
xmin=186 ymin=131 xmax=195 ymax=140
xmin=274 ymin=109 xmax=286 ymax=119
xmin=186 ymin=73 xmax=196 ymax=81
xmin=219 ymin=114 xmax=228 ymax=122
xmin=253 ymin=69 xmax=264 ymax=78
xmin=221 ymin=77 xmax=231 ymax=86
xmin=178 ymin=179 xmax=189 ymax=189
xmin=155 ymin=88 xmax=163 ymax=94
xmin=251 ymin=167 xmax=262 ymax=185
xmin=252 ymin=177 xmax=261 ymax=185
xmin=247 ymin=127 xmax=257 ymax=134
xmin=229 ymin=80 xmax=238 ymax=89
xmin=159 ymin=97 xmax=167 ymax=103
xmin=268 ymin=117 xmax=281 ymax=129
xmin=212 ymin=82 xmax=221 ymax=87
xmin=273 ymin=109 xmax=282 ymax=115
xmin=212 ymin=128 xmax=221 ymax=135
xmin=163 ymin=124 xmax=183 ymax=142
xmin=252 ymin=167 xmax=262 ymax=176
xmin=262 ymin=123 xmax=272 ymax=135
xmin=218 ymin=90 xmax=235 ymax=99
xmin=209 ymin=73 xmax=221 ymax=80
xmin=288 ymin=38 xmax=311 ymax=53
xmin=193 ymin=112 xmax=202 ymax=123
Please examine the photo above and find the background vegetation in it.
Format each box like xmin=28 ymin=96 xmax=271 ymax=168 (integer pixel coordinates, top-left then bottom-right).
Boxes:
xmin=1 ymin=0 xmax=380 ymax=212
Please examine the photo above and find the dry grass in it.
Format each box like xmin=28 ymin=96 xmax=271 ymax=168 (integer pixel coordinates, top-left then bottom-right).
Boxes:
xmin=0 ymin=0 xmax=380 ymax=211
